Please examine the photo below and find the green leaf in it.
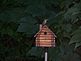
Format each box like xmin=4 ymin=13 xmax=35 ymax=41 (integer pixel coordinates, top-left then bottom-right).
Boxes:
xmin=71 ymin=28 xmax=81 ymax=35
xmin=0 ymin=8 xmax=24 ymax=23
xmin=64 ymin=5 xmax=80 ymax=21
xmin=75 ymin=42 xmax=81 ymax=48
xmin=27 ymin=47 xmax=43 ymax=57
xmin=17 ymin=16 xmax=39 ymax=35
xmin=69 ymin=28 xmax=81 ymax=44
xmin=64 ymin=24 xmax=72 ymax=33
xmin=69 ymin=34 xmax=81 ymax=44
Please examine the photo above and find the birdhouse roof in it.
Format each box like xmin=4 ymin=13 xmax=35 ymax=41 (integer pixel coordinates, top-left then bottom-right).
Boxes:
xmin=34 ymin=25 xmax=56 ymax=37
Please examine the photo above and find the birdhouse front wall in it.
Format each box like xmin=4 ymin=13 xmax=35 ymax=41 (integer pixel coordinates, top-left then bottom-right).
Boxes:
xmin=35 ymin=25 xmax=55 ymax=47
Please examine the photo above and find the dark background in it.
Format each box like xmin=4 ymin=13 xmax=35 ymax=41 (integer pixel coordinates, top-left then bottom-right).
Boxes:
xmin=0 ymin=0 xmax=81 ymax=61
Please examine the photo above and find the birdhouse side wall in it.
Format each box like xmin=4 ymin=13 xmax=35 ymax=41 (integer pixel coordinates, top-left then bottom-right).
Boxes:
xmin=36 ymin=31 xmax=55 ymax=47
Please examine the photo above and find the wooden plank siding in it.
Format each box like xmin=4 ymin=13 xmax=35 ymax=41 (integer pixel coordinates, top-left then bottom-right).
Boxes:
xmin=35 ymin=25 xmax=56 ymax=47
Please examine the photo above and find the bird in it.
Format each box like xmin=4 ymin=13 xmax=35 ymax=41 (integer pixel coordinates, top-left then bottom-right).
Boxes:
xmin=42 ymin=19 xmax=48 ymax=25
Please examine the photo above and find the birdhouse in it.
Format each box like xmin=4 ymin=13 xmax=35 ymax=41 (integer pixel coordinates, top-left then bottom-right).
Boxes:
xmin=34 ymin=24 xmax=56 ymax=47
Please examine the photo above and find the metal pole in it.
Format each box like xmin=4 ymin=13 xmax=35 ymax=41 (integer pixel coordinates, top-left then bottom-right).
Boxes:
xmin=45 ymin=51 xmax=48 ymax=61
xmin=45 ymin=48 xmax=48 ymax=61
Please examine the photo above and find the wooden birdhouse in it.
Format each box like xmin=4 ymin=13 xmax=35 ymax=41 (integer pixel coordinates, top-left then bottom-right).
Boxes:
xmin=34 ymin=24 xmax=56 ymax=47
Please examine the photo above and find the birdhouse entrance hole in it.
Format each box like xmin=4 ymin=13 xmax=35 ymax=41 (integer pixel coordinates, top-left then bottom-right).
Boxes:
xmin=44 ymin=32 xmax=47 ymax=35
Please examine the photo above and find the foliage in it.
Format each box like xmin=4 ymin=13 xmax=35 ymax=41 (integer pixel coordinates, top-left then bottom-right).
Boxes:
xmin=0 ymin=0 xmax=81 ymax=61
